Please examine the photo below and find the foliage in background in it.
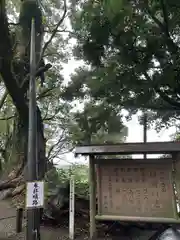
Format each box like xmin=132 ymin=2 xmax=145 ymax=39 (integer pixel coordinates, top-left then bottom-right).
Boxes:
xmin=45 ymin=163 xmax=89 ymax=200
xmin=69 ymin=102 xmax=128 ymax=145
xmin=58 ymin=164 xmax=89 ymax=198
xmin=64 ymin=0 xmax=180 ymax=131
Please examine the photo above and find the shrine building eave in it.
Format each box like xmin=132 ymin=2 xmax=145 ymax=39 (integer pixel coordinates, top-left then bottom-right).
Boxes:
xmin=74 ymin=141 xmax=180 ymax=156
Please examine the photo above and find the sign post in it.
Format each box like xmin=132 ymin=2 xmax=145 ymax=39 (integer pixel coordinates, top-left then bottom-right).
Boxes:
xmin=26 ymin=18 xmax=41 ymax=240
xmin=69 ymin=175 xmax=75 ymax=240
xmin=143 ymin=112 xmax=147 ymax=159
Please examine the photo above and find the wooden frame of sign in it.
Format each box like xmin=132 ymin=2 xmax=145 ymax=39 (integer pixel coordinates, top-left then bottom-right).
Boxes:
xmin=75 ymin=141 xmax=180 ymax=239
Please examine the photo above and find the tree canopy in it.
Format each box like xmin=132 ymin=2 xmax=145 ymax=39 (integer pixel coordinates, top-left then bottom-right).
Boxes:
xmin=64 ymin=0 xmax=180 ymax=129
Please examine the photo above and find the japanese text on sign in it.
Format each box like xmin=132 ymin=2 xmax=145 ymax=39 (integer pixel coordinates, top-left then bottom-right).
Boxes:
xmin=97 ymin=162 xmax=176 ymax=219
xmin=26 ymin=181 xmax=44 ymax=208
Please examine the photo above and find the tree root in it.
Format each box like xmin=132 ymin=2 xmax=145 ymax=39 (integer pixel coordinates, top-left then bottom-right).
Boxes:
xmin=0 ymin=184 xmax=25 ymax=200
xmin=8 ymin=161 xmax=25 ymax=180
xmin=0 ymin=176 xmax=23 ymax=191
xmin=12 ymin=184 xmax=25 ymax=197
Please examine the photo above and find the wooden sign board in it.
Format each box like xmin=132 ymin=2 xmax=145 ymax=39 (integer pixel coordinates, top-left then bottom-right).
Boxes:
xmin=97 ymin=160 xmax=177 ymax=220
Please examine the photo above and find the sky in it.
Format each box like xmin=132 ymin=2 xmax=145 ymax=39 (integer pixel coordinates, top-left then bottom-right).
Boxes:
xmin=55 ymin=59 xmax=177 ymax=166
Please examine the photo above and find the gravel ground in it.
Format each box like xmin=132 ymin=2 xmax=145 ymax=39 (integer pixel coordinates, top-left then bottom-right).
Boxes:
xmin=1 ymin=226 xmax=155 ymax=240
xmin=0 ymin=200 xmax=157 ymax=240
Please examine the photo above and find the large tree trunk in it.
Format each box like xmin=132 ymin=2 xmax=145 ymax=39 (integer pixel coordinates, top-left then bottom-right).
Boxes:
xmin=0 ymin=113 xmax=46 ymax=200
xmin=0 ymin=0 xmax=47 ymax=198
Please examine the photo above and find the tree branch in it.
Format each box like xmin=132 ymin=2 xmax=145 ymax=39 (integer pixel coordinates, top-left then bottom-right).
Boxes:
xmin=43 ymin=114 xmax=57 ymax=121
xmin=37 ymin=87 xmax=56 ymax=100
xmin=0 ymin=90 xmax=8 ymax=110
xmin=40 ymin=0 xmax=67 ymax=61
xmin=0 ymin=116 xmax=14 ymax=121
xmin=20 ymin=63 xmax=52 ymax=88
xmin=146 ymin=4 xmax=179 ymax=54
xmin=8 ymin=22 xmax=19 ymax=26
xmin=47 ymin=130 xmax=66 ymax=159
xmin=0 ymin=0 xmax=28 ymax=121
xmin=160 ymin=0 xmax=170 ymax=36
xmin=155 ymin=89 xmax=180 ymax=109
xmin=143 ymin=72 xmax=180 ymax=109
xmin=127 ymin=104 xmax=180 ymax=111
xmin=146 ymin=6 xmax=164 ymax=29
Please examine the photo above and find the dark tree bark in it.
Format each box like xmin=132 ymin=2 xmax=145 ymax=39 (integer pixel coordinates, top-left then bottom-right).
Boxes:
xmin=0 ymin=0 xmax=47 ymax=195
